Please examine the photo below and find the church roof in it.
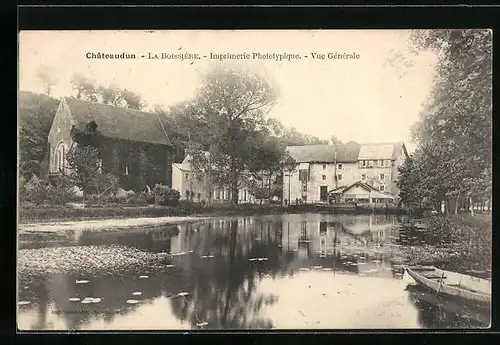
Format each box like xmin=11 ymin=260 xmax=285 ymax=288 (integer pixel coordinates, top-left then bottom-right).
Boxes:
xmin=63 ymin=97 xmax=172 ymax=146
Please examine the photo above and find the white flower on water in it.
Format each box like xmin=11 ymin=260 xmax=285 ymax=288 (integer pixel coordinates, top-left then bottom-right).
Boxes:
xmin=132 ymin=292 xmax=142 ymax=296
xmin=81 ymin=297 xmax=95 ymax=304
xmin=139 ymin=275 xmax=149 ymax=279
xmin=196 ymin=322 xmax=208 ymax=327
xmin=177 ymin=292 xmax=189 ymax=296
xmin=68 ymin=297 xmax=81 ymax=302
xmin=18 ymin=301 xmax=31 ymax=306
xmin=126 ymin=299 xmax=140 ymax=304
xmin=166 ymin=265 xmax=174 ymax=268
xmin=75 ymin=280 xmax=89 ymax=284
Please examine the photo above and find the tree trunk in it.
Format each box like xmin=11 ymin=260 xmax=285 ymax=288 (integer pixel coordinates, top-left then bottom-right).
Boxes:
xmin=288 ymin=173 xmax=291 ymax=206
xmin=230 ymin=155 xmax=238 ymax=205
xmin=268 ymin=171 xmax=272 ymax=204
xmin=260 ymin=178 xmax=264 ymax=205
xmin=454 ymin=197 xmax=458 ymax=215
xmin=470 ymin=196 xmax=474 ymax=217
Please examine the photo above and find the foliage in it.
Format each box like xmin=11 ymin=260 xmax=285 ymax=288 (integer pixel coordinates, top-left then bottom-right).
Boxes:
xmin=47 ymin=174 xmax=79 ymax=205
xmin=91 ymin=173 xmax=119 ymax=198
xmin=70 ymin=73 xmax=145 ymax=109
xmin=396 ymin=29 xmax=492 ymax=212
xmin=183 ymin=65 xmax=279 ymax=204
xmin=281 ymin=152 xmax=299 ymax=203
xmin=36 ymin=64 xmax=59 ymax=96
xmin=20 ymin=175 xmax=76 ymax=205
xmin=152 ymin=184 xmax=180 ymax=206
xmin=18 ymin=91 xmax=59 ymax=179
xmin=65 ymin=144 xmax=101 ymax=194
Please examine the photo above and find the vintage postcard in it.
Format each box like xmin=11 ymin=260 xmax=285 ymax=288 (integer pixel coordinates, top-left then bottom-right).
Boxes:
xmin=17 ymin=29 xmax=492 ymax=331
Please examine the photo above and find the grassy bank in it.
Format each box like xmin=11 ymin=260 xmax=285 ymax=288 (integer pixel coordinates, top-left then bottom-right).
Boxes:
xmin=18 ymin=203 xmax=289 ymax=223
xmin=19 ymin=202 xmax=408 ymax=223
xmin=396 ymin=213 xmax=492 ymax=274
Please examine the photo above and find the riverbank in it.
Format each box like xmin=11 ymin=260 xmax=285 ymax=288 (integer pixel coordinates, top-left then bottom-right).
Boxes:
xmin=18 ymin=216 xmax=213 ymax=233
xmin=395 ymin=213 xmax=492 ymax=274
xmin=19 ymin=202 xmax=407 ymax=224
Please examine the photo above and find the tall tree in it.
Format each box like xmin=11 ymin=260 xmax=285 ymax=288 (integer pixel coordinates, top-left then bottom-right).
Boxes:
xmin=36 ymin=64 xmax=59 ymax=96
xmin=70 ymin=73 xmax=99 ymax=102
xmin=98 ymin=84 xmax=123 ymax=106
xmin=396 ymin=29 xmax=492 ymax=214
xmin=192 ymin=65 xmax=278 ymax=204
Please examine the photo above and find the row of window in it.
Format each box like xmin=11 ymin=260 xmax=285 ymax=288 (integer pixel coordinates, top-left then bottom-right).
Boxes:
xmin=318 ymin=173 xmax=386 ymax=181
xmin=359 ymin=159 xmax=393 ymax=168
xmin=322 ymin=163 xmax=344 ymax=170
xmin=321 ymin=161 xmax=393 ymax=170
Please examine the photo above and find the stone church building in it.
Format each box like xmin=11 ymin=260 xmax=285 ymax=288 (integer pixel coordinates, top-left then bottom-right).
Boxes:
xmin=47 ymin=97 xmax=173 ymax=191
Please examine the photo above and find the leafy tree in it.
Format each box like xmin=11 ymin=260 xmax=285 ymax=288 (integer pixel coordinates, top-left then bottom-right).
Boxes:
xmin=71 ymin=73 xmax=99 ymax=102
xmin=120 ymin=89 xmax=145 ymax=110
xmin=18 ymin=91 xmax=59 ymax=179
xmin=330 ymin=135 xmax=343 ymax=147
xmin=71 ymin=73 xmax=145 ymax=109
xmin=65 ymin=144 xmax=101 ymax=201
xmin=98 ymin=84 xmax=123 ymax=106
xmin=281 ymin=152 xmax=298 ymax=205
xmin=36 ymin=64 xmax=59 ymax=96
xmin=190 ymin=65 xmax=279 ymax=204
xmin=395 ymin=29 xmax=492 ymax=214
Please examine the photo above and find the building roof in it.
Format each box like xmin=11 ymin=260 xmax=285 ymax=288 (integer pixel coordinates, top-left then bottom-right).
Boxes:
xmin=182 ymin=151 xmax=211 ymax=164
xmin=358 ymin=142 xmax=407 ymax=160
xmin=64 ymin=97 xmax=172 ymax=146
xmin=285 ymin=142 xmax=361 ymax=163
xmin=172 ymin=162 xmax=191 ymax=171
xmin=329 ymin=181 xmax=394 ymax=199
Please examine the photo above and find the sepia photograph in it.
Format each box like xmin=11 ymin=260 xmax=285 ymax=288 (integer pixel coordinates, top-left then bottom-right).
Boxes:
xmin=17 ymin=29 xmax=492 ymax=331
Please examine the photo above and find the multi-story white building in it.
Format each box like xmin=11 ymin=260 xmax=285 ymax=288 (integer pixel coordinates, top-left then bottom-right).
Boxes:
xmin=172 ymin=152 xmax=256 ymax=204
xmin=282 ymin=142 xmax=409 ymax=204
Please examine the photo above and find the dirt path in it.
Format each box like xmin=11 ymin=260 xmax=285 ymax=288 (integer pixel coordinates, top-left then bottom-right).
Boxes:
xmin=18 ymin=216 xmax=213 ymax=233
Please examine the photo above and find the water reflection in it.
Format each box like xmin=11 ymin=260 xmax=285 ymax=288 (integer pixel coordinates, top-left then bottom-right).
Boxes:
xmin=18 ymin=214 xmax=489 ymax=330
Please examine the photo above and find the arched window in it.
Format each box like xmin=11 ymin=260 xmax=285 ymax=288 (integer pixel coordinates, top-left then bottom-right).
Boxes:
xmin=55 ymin=142 xmax=69 ymax=173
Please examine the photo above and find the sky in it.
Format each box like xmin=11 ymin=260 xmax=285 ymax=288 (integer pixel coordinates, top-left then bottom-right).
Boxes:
xmin=19 ymin=30 xmax=439 ymax=153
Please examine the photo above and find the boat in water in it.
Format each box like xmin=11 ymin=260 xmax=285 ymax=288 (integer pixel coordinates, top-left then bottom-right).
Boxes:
xmin=405 ymin=265 xmax=491 ymax=306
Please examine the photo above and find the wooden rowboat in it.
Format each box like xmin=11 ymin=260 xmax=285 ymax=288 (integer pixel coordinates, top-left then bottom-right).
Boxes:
xmin=405 ymin=266 xmax=491 ymax=305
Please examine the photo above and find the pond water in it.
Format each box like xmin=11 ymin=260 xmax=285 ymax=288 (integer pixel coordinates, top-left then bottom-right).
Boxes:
xmin=17 ymin=213 xmax=491 ymax=330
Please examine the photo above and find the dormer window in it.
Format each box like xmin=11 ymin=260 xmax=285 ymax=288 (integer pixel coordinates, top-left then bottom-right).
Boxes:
xmin=337 ymin=163 xmax=343 ymax=170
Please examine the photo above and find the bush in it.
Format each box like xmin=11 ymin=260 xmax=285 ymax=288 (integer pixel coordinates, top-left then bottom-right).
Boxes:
xmin=177 ymin=200 xmax=204 ymax=213
xmin=47 ymin=175 xmax=78 ymax=205
xmin=152 ymin=184 xmax=180 ymax=206
xmin=139 ymin=191 xmax=156 ymax=205
xmin=22 ymin=175 xmax=51 ymax=205
xmin=125 ymin=193 xmax=148 ymax=205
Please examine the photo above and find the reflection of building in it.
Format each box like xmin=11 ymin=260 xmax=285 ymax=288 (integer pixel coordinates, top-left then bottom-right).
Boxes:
xmin=279 ymin=215 xmax=400 ymax=260
xmin=282 ymin=142 xmax=409 ymax=204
